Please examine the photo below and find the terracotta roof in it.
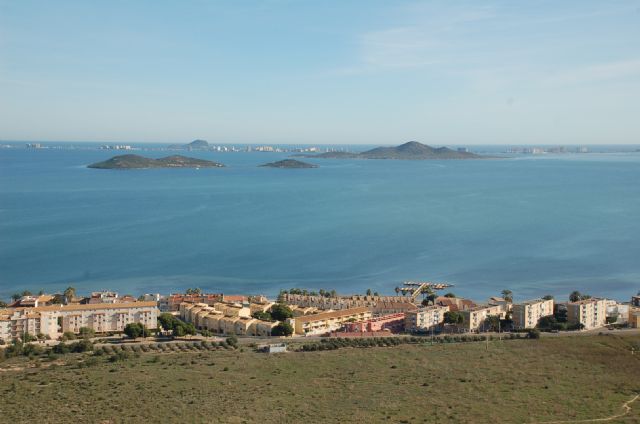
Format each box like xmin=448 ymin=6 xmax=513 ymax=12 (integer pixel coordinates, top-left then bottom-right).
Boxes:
xmin=32 ymin=301 xmax=158 ymax=312
xmin=296 ymin=307 xmax=371 ymax=323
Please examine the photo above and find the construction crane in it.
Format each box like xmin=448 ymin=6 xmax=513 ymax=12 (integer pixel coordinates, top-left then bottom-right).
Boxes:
xmin=395 ymin=281 xmax=454 ymax=302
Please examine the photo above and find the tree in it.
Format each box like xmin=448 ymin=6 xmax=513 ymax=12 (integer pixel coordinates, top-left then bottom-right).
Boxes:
xmin=271 ymin=322 xmax=293 ymax=337
xmin=394 ymin=287 xmax=400 ymax=295
xmin=21 ymin=290 xmax=32 ymax=297
xmin=444 ymin=311 xmax=464 ymax=325
xmin=569 ymin=291 xmax=582 ymax=302
xmin=252 ymin=311 xmax=273 ymax=321
xmin=124 ymin=323 xmax=146 ymax=339
xmin=373 ymin=292 xmax=379 ymax=297
xmin=484 ymin=315 xmax=501 ymax=332
xmin=501 ymin=289 xmax=513 ymax=303
xmin=78 ymin=327 xmax=95 ymax=338
xmin=366 ymin=289 xmax=372 ymax=296
xmin=319 ymin=289 xmax=325 ymax=297
xmin=443 ymin=293 xmax=456 ymax=298
xmin=11 ymin=293 xmax=21 ymax=301
xmin=63 ymin=287 xmax=76 ymax=303
xmin=330 ymin=290 xmax=337 ymax=298
xmin=269 ymin=304 xmax=293 ymax=321
xmin=542 ymin=295 xmax=554 ymax=300
xmin=0 ymin=300 xmax=7 ymax=308
xmin=185 ymin=287 xmax=202 ymax=295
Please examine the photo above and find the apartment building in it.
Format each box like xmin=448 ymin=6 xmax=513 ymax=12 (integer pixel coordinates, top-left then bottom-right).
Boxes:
xmin=405 ymin=305 xmax=449 ymax=332
xmin=566 ymin=298 xmax=607 ymax=330
xmin=344 ymin=313 xmax=406 ymax=333
xmin=512 ymin=298 xmax=554 ymax=329
xmin=460 ymin=304 xmax=506 ymax=332
xmin=179 ymin=302 xmax=277 ymax=336
xmin=292 ymin=307 xmax=372 ymax=335
xmin=0 ymin=302 xmax=158 ymax=341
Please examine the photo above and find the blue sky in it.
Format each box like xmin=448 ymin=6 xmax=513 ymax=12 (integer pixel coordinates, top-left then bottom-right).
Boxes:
xmin=1 ymin=0 xmax=639 ymax=144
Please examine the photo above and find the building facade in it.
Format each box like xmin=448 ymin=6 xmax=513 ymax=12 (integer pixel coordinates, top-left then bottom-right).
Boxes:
xmin=0 ymin=302 xmax=158 ymax=342
xmin=292 ymin=307 xmax=372 ymax=335
xmin=460 ymin=305 xmax=506 ymax=332
xmin=566 ymin=298 xmax=607 ymax=330
xmin=512 ymin=299 xmax=554 ymax=329
xmin=344 ymin=313 xmax=406 ymax=333
xmin=405 ymin=305 xmax=449 ymax=333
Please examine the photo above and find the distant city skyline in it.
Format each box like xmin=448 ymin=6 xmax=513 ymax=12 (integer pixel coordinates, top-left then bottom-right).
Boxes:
xmin=1 ymin=1 xmax=640 ymax=145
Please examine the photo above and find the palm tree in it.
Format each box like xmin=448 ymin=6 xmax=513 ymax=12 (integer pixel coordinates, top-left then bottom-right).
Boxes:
xmin=501 ymin=289 xmax=513 ymax=303
xmin=63 ymin=286 xmax=76 ymax=304
xmin=569 ymin=291 xmax=581 ymax=302
xmin=394 ymin=287 xmax=400 ymax=295
xmin=366 ymin=288 xmax=372 ymax=296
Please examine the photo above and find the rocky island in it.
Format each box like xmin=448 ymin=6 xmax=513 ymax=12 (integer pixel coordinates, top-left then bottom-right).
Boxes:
xmin=259 ymin=159 xmax=318 ymax=169
xmin=300 ymin=141 xmax=485 ymax=160
xmin=87 ymin=154 xmax=225 ymax=169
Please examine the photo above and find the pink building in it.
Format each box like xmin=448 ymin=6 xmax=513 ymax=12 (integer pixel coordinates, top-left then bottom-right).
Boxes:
xmin=343 ymin=313 xmax=405 ymax=333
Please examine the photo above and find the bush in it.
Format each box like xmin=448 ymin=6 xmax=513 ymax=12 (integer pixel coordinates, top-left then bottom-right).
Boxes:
xmin=527 ymin=329 xmax=541 ymax=339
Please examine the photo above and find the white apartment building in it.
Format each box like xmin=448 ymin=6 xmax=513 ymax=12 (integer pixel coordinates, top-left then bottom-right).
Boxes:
xmin=405 ymin=305 xmax=449 ymax=332
xmin=460 ymin=304 xmax=506 ymax=332
xmin=0 ymin=301 xmax=158 ymax=342
xmin=512 ymin=298 xmax=554 ymax=329
xmin=567 ymin=298 xmax=607 ymax=330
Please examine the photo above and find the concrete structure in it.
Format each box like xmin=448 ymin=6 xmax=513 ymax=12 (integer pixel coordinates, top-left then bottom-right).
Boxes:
xmin=405 ymin=305 xmax=449 ymax=333
xmin=344 ymin=313 xmax=405 ymax=333
xmin=8 ymin=294 xmax=55 ymax=308
xmin=292 ymin=307 xmax=372 ymax=335
xmin=460 ymin=304 xmax=506 ymax=332
xmin=512 ymin=298 xmax=554 ymax=329
xmin=567 ymin=298 xmax=607 ymax=330
xmin=0 ymin=302 xmax=158 ymax=342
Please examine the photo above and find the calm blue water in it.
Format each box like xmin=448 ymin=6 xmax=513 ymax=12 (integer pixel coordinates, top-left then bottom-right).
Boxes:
xmin=1 ymin=145 xmax=640 ymax=302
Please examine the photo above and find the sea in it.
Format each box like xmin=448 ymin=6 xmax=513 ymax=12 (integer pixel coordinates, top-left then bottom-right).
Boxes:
xmin=1 ymin=142 xmax=639 ymax=302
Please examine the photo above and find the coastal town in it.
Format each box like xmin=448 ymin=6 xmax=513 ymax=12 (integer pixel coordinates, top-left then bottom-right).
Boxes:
xmin=1 ymin=281 xmax=639 ymax=346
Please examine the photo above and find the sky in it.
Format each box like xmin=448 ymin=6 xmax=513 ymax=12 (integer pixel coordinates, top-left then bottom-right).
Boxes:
xmin=1 ymin=0 xmax=639 ymax=145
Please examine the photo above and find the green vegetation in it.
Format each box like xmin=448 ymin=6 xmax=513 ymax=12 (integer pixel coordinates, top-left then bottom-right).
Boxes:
xmin=271 ymin=322 xmax=294 ymax=337
xmin=158 ymin=313 xmax=196 ymax=337
xmin=444 ymin=311 xmax=464 ymax=325
xmin=0 ymin=334 xmax=638 ymax=423
xmin=251 ymin=304 xmax=294 ymax=323
xmin=569 ymin=290 xmax=592 ymax=302
xmin=123 ymin=323 xmax=149 ymax=339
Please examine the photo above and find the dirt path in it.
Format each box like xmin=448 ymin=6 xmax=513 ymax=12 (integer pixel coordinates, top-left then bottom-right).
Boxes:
xmin=535 ymin=393 xmax=639 ymax=423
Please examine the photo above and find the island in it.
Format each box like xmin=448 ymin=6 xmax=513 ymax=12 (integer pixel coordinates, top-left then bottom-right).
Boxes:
xmin=167 ymin=139 xmax=210 ymax=150
xmin=87 ymin=154 xmax=225 ymax=169
xmin=298 ymin=141 xmax=485 ymax=160
xmin=259 ymin=159 xmax=318 ymax=169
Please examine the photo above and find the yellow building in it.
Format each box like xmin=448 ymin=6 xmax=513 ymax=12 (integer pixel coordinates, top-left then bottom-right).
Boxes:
xmin=567 ymin=298 xmax=607 ymax=330
xmin=405 ymin=305 xmax=449 ymax=332
xmin=629 ymin=296 xmax=640 ymax=328
xmin=460 ymin=305 xmax=506 ymax=332
xmin=292 ymin=307 xmax=372 ymax=335
xmin=512 ymin=298 xmax=554 ymax=329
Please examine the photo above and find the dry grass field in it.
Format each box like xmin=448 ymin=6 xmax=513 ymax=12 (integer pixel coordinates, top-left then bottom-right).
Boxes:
xmin=0 ymin=334 xmax=639 ymax=423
